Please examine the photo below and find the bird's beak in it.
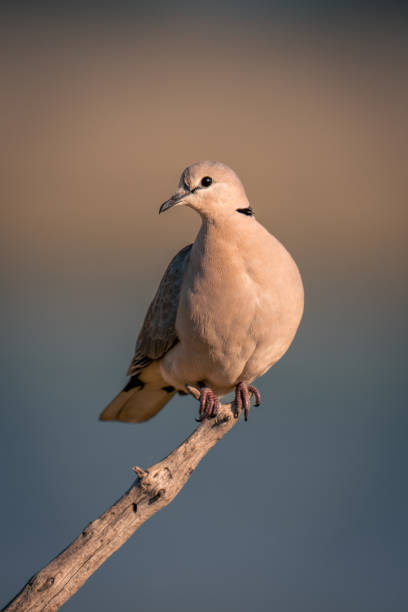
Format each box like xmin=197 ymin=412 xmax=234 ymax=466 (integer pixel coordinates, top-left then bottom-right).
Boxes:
xmin=159 ymin=190 xmax=189 ymax=214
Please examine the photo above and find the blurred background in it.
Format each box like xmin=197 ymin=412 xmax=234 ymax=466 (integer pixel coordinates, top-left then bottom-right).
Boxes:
xmin=1 ymin=2 xmax=407 ymax=611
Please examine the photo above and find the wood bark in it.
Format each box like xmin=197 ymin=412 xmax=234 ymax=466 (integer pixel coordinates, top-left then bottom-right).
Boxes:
xmin=3 ymin=393 xmax=241 ymax=612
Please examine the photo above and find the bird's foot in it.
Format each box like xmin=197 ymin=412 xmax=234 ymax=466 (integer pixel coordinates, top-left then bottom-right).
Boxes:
xmin=195 ymin=386 xmax=221 ymax=421
xmin=234 ymin=382 xmax=261 ymax=421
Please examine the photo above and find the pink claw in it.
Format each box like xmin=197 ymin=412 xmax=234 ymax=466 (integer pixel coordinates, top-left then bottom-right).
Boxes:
xmin=248 ymin=385 xmax=261 ymax=407
xmin=235 ymin=382 xmax=261 ymax=421
xmin=197 ymin=387 xmax=220 ymax=420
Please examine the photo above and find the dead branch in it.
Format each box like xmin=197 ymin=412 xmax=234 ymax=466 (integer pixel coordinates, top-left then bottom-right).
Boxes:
xmin=3 ymin=393 xmax=240 ymax=612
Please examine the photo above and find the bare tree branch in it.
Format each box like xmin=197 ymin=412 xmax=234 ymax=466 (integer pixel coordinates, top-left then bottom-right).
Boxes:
xmin=3 ymin=395 xmax=240 ymax=612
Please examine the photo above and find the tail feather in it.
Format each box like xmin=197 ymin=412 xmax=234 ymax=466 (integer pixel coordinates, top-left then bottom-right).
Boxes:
xmin=100 ymin=361 xmax=176 ymax=423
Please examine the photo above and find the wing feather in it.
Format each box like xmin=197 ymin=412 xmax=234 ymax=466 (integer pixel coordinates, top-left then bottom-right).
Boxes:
xmin=127 ymin=244 xmax=192 ymax=376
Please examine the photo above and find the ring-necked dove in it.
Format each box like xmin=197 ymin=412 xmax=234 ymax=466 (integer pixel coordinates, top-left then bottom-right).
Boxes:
xmin=100 ymin=161 xmax=304 ymax=423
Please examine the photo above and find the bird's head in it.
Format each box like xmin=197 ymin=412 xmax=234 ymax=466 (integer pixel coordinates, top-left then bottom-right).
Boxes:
xmin=159 ymin=161 xmax=253 ymax=220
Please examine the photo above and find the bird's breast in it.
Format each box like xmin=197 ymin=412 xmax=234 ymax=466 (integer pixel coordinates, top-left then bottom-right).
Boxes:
xmin=161 ymin=219 xmax=303 ymax=393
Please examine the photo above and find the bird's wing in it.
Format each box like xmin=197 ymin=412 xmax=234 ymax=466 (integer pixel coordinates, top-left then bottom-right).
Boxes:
xmin=127 ymin=243 xmax=193 ymax=376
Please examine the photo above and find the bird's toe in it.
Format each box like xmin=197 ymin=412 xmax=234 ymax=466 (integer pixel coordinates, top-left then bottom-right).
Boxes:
xmin=234 ymin=382 xmax=261 ymax=421
xmin=197 ymin=387 xmax=220 ymax=420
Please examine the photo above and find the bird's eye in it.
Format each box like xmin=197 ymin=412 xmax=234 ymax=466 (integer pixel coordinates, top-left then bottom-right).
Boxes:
xmin=201 ymin=176 xmax=212 ymax=187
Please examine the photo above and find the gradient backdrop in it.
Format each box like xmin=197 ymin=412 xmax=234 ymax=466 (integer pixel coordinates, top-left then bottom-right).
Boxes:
xmin=1 ymin=2 xmax=407 ymax=611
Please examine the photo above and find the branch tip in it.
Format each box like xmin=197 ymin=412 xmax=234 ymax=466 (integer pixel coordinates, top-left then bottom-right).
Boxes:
xmin=185 ymin=384 xmax=201 ymax=400
xmin=132 ymin=466 xmax=146 ymax=478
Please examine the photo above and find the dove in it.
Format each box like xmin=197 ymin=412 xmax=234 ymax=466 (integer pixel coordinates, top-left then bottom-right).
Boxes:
xmin=100 ymin=161 xmax=304 ymax=423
